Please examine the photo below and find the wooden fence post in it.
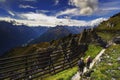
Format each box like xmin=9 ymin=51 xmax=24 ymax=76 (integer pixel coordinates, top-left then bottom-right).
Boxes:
xmin=49 ymin=51 xmax=55 ymax=75
xmin=24 ymin=56 xmax=29 ymax=80
xmin=63 ymin=50 xmax=72 ymax=68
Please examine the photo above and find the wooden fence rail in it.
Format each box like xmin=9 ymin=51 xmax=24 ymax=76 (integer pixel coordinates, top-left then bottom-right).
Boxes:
xmin=0 ymin=47 xmax=82 ymax=80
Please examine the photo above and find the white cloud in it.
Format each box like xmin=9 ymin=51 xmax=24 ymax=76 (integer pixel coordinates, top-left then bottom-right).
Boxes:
xmin=54 ymin=0 xmax=59 ymax=5
xmin=0 ymin=12 xmax=107 ymax=27
xmin=58 ymin=1 xmax=119 ymax=17
xmin=56 ymin=8 xmax=79 ymax=16
xmin=36 ymin=10 xmax=50 ymax=13
xmin=69 ymin=0 xmax=98 ymax=15
xmin=94 ymin=1 xmax=120 ymax=16
xmin=19 ymin=4 xmax=36 ymax=9
xmin=89 ymin=18 xmax=107 ymax=26
xmin=8 ymin=11 xmax=15 ymax=16
xmin=101 ymin=7 xmax=120 ymax=11
xmin=18 ymin=12 xmax=57 ymax=26
xmin=57 ymin=0 xmax=98 ymax=16
xmin=93 ymin=7 xmax=120 ymax=16
xmin=19 ymin=12 xmax=57 ymax=21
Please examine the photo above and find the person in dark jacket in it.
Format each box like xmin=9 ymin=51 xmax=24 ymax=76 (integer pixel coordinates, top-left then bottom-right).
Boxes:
xmin=78 ymin=58 xmax=85 ymax=76
xmin=86 ymin=56 xmax=92 ymax=69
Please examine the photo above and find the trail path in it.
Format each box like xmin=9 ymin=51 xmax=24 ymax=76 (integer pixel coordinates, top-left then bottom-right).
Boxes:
xmin=71 ymin=49 xmax=106 ymax=80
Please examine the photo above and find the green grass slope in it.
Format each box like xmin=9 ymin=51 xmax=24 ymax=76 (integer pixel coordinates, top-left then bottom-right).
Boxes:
xmin=95 ymin=12 xmax=120 ymax=42
xmin=91 ymin=44 xmax=120 ymax=80
xmin=96 ymin=12 xmax=120 ymax=31
xmin=42 ymin=44 xmax=102 ymax=80
xmin=90 ymin=12 xmax=120 ymax=80
xmin=2 ymin=42 xmax=50 ymax=58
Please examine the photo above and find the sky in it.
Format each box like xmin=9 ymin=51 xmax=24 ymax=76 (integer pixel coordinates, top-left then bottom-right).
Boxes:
xmin=0 ymin=0 xmax=120 ymax=27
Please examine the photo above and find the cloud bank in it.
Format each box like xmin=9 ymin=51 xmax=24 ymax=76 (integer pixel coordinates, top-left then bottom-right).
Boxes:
xmin=57 ymin=0 xmax=98 ymax=16
xmin=69 ymin=0 xmax=98 ymax=15
xmin=54 ymin=0 xmax=59 ymax=5
xmin=19 ymin=4 xmax=36 ymax=9
xmin=8 ymin=11 xmax=15 ymax=16
xmin=0 ymin=0 xmax=112 ymax=27
xmin=0 ymin=12 xmax=107 ymax=27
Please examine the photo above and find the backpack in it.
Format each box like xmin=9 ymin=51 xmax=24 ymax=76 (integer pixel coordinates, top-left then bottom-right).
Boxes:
xmin=78 ymin=60 xmax=85 ymax=67
xmin=78 ymin=60 xmax=81 ymax=66
xmin=87 ymin=58 xmax=92 ymax=63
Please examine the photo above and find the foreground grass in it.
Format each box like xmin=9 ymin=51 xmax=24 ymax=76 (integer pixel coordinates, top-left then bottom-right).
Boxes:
xmin=91 ymin=44 xmax=120 ymax=80
xmin=42 ymin=44 xmax=102 ymax=80
xmin=43 ymin=67 xmax=78 ymax=80
xmin=84 ymin=44 xmax=102 ymax=59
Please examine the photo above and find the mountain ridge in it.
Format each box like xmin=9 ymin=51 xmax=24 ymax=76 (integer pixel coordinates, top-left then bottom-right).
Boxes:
xmin=30 ymin=25 xmax=91 ymax=44
xmin=0 ymin=21 xmax=49 ymax=55
xmin=0 ymin=21 xmax=92 ymax=55
xmin=1 ymin=12 xmax=120 ymax=56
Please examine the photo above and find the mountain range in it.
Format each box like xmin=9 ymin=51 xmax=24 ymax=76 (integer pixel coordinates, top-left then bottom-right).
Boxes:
xmin=0 ymin=21 xmax=92 ymax=55
xmin=31 ymin=25 xmax=91 ymax=44
xmin=1 ymin=12 xmax=120 ymax=58
xmin=0 ymin=21 xmax=49 ymax=55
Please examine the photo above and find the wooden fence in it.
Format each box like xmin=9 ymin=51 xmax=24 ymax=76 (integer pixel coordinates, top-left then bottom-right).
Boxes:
xmin=0 ymin=47 xmax=82 ymax=80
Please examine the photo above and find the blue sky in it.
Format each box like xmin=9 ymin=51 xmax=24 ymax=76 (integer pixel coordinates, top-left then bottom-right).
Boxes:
xmin=0 ymin=0 xmax=120 ymax=27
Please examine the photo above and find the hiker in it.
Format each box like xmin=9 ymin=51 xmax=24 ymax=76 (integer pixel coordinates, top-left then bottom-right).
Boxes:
xmin=86 ymin=56 xmax=92 ymax=69
xmin=78 ymin=58 xmax=85 ymax=76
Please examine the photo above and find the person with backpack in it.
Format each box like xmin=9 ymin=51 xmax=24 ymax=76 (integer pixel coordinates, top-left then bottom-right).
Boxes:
xmin=78 ymin=58 xmax=85 ymax=76
xmin=86 ymin=56 xmax=92 ymax=69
